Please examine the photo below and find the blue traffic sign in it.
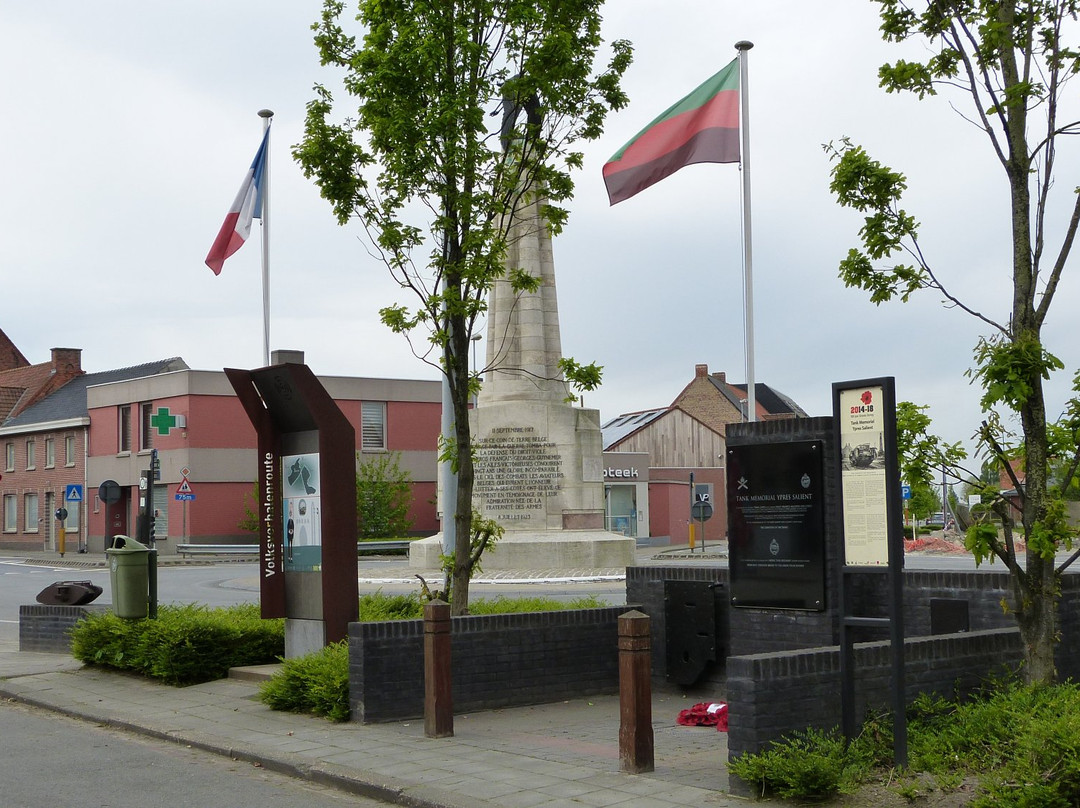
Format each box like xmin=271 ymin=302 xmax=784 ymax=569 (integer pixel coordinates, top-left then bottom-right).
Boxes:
xmin=175 ymin=493 xmax=196 ymax=502
xmin=65 ymin=484 xmax=83 ymax=502
xmin=901 ymin=484 xmax=912 ymax=500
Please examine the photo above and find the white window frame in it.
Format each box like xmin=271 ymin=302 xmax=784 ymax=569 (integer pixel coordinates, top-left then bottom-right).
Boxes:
xmin=2 ymin=494 xmax=15 ymax=532
xmin=65 ymin=435 xmax=76 ymax=467
xmin=45 ymin=437 xmax=55 ymax=469
xmin=24 ymin=492 xmax=38 ymax=532
xmin=119 ymin=405 xmax=132 ymax=453
xmin=4 ymin=442 xmax=13 ymax=472
xmin=139 ymin=402 xmax=154 ymax=451
xmin=25 ymin=438 xmax=35 ymax=470
xmin=360 ymin=401 xmax=387 ymax=451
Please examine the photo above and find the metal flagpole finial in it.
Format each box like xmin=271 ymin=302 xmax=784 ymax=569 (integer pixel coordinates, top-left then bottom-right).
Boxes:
xmin=735 ymin=41 xmax=754 ymax=52
xmin=258 ymin=109 xmax=274 ymax=119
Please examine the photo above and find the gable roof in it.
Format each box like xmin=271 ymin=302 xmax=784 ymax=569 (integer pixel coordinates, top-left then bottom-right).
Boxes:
xmin=2 ymin=358 xmax=189 ymax=429
xmin=722 ymin=381 xmax=808 ymax=418
xmin=0 ymin=327 xmax=29 ymax=371
xmin=0 ymin=362 xmax=64 ymax=422
xmin=601 ymin=408 xmax=667 ymax=450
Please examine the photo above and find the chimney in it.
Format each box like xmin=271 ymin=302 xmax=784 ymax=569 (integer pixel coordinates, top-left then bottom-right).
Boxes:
xmin=50 ymin=348 xmax=82 ymax=377
xmin=695 ymin=364 xmax=709 ymax=378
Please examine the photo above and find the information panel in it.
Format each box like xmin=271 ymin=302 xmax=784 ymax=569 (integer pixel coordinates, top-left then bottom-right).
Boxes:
xmin=728 ymin=440 xmax=826 ymax=611
xmin=283 ymin=452 xmax=322 ymax=572
xmin=837 ymin=385 xmax=889 ymax=565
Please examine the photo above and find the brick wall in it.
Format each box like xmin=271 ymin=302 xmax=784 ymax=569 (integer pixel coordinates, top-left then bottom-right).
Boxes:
xmin=349 ymin=606 xmax=634 ymax=723
xmin=726 ymin=628 xmax=1024 ymax=759
xmin=19 ymin=604 xmax=105 ymax=653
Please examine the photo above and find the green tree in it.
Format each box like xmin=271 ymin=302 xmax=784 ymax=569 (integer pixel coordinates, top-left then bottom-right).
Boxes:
xmin=296 ymin=0 xmax=630 ymax=613
xmin=356 ymin=452 xmax=414 ymax=538
xmin=827 ymin=1 xmax=1080 ymax=683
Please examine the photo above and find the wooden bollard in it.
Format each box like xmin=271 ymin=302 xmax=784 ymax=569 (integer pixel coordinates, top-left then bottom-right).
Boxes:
xmin=618 ymin=610 xmax=654 ymax=773
xmin=423 ymin=599 xmax=453 ymax=738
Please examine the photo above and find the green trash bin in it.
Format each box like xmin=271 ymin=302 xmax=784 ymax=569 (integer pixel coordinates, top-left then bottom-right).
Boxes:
xmin=106 ymin=535 xmax=150 ymax=619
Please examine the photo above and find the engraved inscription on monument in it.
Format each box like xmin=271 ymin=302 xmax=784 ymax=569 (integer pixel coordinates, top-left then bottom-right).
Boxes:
xmin=474 ymin=426 xmax=565 ymax=523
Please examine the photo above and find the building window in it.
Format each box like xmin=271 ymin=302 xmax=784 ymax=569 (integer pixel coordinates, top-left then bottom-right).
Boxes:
xmin=361 ymin=402 xmax=387 ymax=451
xmin=140 ymin=402 xmax=154 ymax=450
xmin=45 ymin=437 xmax=55 ymax=468
xmin=65 ymin=435 xmax=76 ymax=466
xmin=64 ymin=501 xmax=79 ymax=532
xmin=119 ymin=405 xmax=132 ymax=453
xmin=4 ymin=442 xmax=12 ymax=472
xmin=2 ymin=494 xmax=15 ymax=532
xmin=25 ymin=438 xmax=35 ymax=470
xmin=24 ymin=493 xmax=39 ymax=532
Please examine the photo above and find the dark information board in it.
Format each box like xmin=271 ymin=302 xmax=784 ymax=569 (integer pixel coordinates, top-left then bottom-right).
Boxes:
xmin=727 ymin=440 xmax=826 ymax=611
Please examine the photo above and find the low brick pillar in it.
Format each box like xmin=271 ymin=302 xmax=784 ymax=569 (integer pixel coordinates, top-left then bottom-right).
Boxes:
xmin=424 ymin=599 xmax=453 ymax=738
xmin=618 ymin=610 xmax=654 ymax=773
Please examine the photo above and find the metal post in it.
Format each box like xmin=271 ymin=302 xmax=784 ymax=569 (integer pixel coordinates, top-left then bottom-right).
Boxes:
xmin=257 ymin=109 xmax=273 ymax=367
xmin=735 ymin=40 xmax=756 ymax=423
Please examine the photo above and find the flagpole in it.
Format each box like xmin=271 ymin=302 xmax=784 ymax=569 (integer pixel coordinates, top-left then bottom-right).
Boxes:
xmin=735 ymin=42 xmax=756 ymax=422
xmin=258 ymin=109 xmax=274 ymax=367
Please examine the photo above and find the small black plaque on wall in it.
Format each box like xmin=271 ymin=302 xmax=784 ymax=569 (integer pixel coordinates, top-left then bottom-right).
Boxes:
xmin=728 ymin=440 xmax=826 ymax=611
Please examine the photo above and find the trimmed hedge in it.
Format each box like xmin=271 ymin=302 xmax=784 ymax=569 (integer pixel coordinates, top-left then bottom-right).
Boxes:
xmin=70 ymin=603 xmax=284 ymax=685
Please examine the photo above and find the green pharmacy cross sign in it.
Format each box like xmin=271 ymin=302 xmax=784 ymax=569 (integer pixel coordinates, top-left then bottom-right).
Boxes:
xmin=150 ymin=407 xmax=178 ymax=436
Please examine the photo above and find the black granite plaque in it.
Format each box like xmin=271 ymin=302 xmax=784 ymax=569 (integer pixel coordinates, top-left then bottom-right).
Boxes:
xmin=727 ymin=440 xmax=825 ymax=611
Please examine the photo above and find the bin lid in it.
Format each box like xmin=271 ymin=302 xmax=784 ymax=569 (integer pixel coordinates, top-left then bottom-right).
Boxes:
xmin=105 ymin=534 xmax=150 ymax=553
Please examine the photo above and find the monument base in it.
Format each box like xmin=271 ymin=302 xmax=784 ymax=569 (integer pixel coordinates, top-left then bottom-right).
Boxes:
xmin=409 ymin=531 xmax=635 ymax=571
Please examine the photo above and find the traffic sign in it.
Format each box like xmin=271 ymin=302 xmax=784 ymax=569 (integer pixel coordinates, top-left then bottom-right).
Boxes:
xmin=65 ymin=484 xmax=83 ymax=502
xmin=98 ymin=480 xmax=121 ymax=504
xmin=177 ymin=478 xmax=193 ymax=494
xmin=690 ymin=500 xmax=714 ymax=521
xmin=901 ymin=484 xmax=912 ymax=500
xmin=175 ymin=493 xmax=196 ymax=502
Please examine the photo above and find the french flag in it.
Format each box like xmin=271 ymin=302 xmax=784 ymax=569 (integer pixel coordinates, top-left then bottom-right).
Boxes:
xmin=205 ymin=127 xmax=270 ymax=275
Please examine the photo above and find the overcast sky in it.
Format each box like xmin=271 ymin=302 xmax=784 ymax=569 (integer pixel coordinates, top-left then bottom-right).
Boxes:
xmin=2 ymin=1 xmax=1077 ymax=468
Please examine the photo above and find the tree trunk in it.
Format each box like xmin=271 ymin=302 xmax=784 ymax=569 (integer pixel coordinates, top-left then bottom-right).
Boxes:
xmin=1016 ymin=554 xmax=1058 ymax=684
xmin=448 ymin=314 xmax=475 ymax=616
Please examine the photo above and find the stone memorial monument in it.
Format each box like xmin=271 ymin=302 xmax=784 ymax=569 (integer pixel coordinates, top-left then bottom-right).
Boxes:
xmin=411 ymin=172 xmax=634 ymax=570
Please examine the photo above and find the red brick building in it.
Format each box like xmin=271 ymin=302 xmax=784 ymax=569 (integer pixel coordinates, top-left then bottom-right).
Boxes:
xmin=1 ymin=336 xmax=441 ymax=552
xmin=603 ymin=364 xmax=807 ymax=545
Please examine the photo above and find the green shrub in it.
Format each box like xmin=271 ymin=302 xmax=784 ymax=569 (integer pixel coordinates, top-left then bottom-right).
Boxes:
xmin=729 ymin=727 xmax=871 ymax=800
xmin=358 ymin=592 xmax=424 ymax=620
xmin=71 ymin=604 xmax=284 ymax=685
xmin=259 ymin=641 xmax=350 ymax=722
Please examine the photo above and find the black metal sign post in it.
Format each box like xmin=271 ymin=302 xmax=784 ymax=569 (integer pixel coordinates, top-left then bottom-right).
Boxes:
xmin=833 ymin=376 xmax=906 ymax=767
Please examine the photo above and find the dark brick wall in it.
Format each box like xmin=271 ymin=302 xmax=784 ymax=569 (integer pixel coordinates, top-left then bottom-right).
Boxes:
xmin=726 ymin=628 xmax=1024 ymax=759
xmin=19 ymin=604 xmax=104 ymax=653
xmin=349 ymin=606 xmax=634 ymax=723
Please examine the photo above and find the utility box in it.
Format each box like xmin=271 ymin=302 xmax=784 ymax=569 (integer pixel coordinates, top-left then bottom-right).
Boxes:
xmin=664 ymin=580 xmax=727 ymax=685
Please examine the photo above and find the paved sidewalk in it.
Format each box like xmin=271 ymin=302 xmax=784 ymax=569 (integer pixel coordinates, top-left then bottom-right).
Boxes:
xmin=0 ymin=650 xmax=774 ymax=808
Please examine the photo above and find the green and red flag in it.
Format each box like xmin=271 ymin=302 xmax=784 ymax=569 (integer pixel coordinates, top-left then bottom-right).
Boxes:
xmin=603 ymin=58 xmax=740 ymax=205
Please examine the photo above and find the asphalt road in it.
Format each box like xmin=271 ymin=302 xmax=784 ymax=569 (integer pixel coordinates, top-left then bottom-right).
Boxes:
xmin=0 ymin=557 xmax=626 ymax=650
xmin=0 ymin=699 xmax=383 ymax=808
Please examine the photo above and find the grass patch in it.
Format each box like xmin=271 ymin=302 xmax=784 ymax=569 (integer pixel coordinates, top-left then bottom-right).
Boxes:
xmin=729 ymin=680 xmax=1080 ymax=806
xmin=357 ymin=591 xmax=607 ymax=621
